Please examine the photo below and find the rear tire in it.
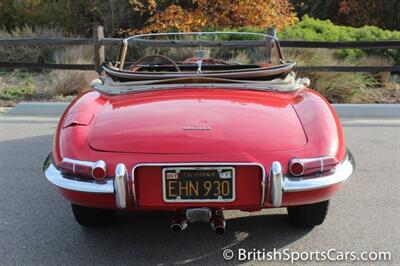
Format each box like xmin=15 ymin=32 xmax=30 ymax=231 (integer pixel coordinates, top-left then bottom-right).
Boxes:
xmin=287 ymin=200 xmax=329 ymax=227
xmin=71 ymin=204 xmax=114 ymax=227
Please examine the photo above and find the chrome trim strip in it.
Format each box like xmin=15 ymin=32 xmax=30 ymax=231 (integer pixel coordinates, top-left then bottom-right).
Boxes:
xmin=321 ymin=158 xmax=324 ymax=172
xmin=115 ymin=163 xmax=127 ymax=209
xmin=270 ymin=161 xmax=283 ymax=207
xmin=62 ymin=157 xmax=95 ymax=167
xmin=131 ymin=165 xmax=137 ymax=207
xmin=283 ymin=152 xmax=355 ymax=192
xmin=43 ymin=156 xmax=114 ymax=194
xmin=260 ymin=167 xmax=267 ymax=206
xmin=290 ymin=155 xmax=334 ymax=164
xmin=95 ymin=82 xmax=301 ymax=96
xmin=266 ymin=166 xmax=272 ymax=206
xmin=131 ymin=162 xmax=266 ymax=207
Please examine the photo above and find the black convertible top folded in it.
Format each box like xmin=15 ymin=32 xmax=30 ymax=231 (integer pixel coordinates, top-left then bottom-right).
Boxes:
xmin=103 ymin=62 xmax=296 ymax=82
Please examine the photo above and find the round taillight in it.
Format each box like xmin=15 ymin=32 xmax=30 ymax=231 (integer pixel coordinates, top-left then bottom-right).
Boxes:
xmin=289 ymin=161 xmax=304 ymax=176
xmin=91 ymin=160 xmax=107 ymax=180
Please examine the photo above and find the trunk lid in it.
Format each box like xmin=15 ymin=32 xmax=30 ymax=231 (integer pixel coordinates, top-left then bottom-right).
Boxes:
xmin=89 ymin=90 xmax=307 ymax=154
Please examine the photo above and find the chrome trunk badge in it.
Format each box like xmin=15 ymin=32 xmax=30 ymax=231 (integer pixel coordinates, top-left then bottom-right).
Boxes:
xmin=183 ymin=125 xmax=211 ymax=131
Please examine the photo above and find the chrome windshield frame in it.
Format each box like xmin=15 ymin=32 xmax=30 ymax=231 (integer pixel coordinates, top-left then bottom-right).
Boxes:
xmin=125 ymin=31 xmax=277 ymax=41
xmin=116 ymin=31 xmax=283 ymax=71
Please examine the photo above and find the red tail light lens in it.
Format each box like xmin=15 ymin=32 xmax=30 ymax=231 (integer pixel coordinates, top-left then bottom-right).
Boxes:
xmin=289 ymin=156 xmax=339 ymax=177
xmin=91 ymin=160 xmax=107 ymax=180
xmin=289 ymin=161 xmax=304 ymax=176
xmin=58 ymin=160 xmax=74 ymax=174
xmin=58 ymin=158 xmax=107 ymax=180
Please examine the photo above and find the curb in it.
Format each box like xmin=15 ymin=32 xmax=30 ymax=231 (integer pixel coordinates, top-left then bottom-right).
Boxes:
xmin=7 ymin=102 xmax=69 ymax=117
xmin=4 ymin=102 xmax=400 ymax=119
xmin=333 ymin=104 xmax=400 ymax=118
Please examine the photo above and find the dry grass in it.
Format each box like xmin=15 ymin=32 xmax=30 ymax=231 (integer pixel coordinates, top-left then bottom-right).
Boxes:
xmin=51 ymin=71 xmax=88 ymax=96
xmin=0 ymin=26 xmax=94 ymax=105
xmin=0 ymin=28 xmax=399 ymax=106
xmin=0 ymin=35 xmax=94 ymax=106
xmin=0 ymin=26 xmax=64 ymax=63
xmin=0 ymin=27 xmax=93 ymax=105
xmin=284 ymin=48 xmax=385 ymax=103
xmin=48 ymin=46 xmax=93 ymax=96
xmin=0 ymin=68 xmax=95 ymax=107
xmin=352 ymin=82 xmax=400 ymax=103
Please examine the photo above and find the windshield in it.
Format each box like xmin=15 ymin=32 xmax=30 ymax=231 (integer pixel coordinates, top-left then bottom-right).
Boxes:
xmin=114 ymin=32 xmax=283 ymax=71
xmin=102 ymin=32 xmax=296 ymax=84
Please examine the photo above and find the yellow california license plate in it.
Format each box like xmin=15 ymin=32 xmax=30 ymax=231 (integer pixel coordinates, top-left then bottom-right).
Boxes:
xmin=163 ymin=167 xmax=235 ymax=202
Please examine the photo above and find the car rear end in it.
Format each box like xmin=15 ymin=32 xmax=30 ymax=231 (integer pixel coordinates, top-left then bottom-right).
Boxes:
xmin=44 ymin=88 xmax=354 ymax=232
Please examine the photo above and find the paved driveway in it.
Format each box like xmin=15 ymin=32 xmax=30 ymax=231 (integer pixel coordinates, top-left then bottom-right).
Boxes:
xmin=0 ymin=116 xmax=399 ymax=265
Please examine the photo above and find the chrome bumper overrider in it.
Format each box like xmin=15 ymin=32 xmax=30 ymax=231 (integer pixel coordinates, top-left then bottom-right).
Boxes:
xmin=44 ymin=150 xmax=354 ymax=210
xmin=269 ymin=151 xmax=355 ymax=207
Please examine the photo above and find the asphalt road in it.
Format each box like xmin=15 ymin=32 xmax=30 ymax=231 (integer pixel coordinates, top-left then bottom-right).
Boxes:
xmin=0 ymin=115 xmax=399 ymax=265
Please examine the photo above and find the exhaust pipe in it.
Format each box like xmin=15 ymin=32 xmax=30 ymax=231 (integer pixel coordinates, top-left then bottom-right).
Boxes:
xmin=170 ymin=216 xmax=187 ymax=233
xmin=210 ymin=211 xmax=226 ymax=235
xmin=170 ymin=209 xmax=225 ymax=234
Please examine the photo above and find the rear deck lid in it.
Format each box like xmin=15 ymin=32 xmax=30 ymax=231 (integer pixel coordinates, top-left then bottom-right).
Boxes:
xmin=89 ymin=90 xmax=307 ymax=154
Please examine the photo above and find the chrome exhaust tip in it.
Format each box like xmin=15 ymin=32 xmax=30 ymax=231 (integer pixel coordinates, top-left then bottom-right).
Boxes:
xmin=210 ymin=211 xmax=226 ymax=235
xmin=213 ymin=225 xmax=225 ymax=235
xmin=170 ymin=223 xmax=183 ymax=233
xmin=170 ymin=217 xmax=188 ymax=233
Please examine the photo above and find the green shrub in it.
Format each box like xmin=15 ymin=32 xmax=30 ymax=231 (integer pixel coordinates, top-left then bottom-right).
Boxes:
xmin=219 ymin=16 xmax=400 ymax=64
xmin=279 ymin=16 xmax=400 ymax=64
xmin=0 ymin=83 xmax=34 ymax=101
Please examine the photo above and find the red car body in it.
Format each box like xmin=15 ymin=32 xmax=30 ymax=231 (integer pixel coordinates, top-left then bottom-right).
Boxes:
xmin=43 ymin=32 xmax=354 ymax=231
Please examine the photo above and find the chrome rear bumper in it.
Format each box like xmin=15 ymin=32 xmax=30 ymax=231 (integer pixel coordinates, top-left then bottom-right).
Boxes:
xmin=269 ymin=150 xmax=355 ymax=207
xmin=44 ymin=150 xmax=354 ymax=210
xmin=43 ymin=154 xmax=127 ymax=208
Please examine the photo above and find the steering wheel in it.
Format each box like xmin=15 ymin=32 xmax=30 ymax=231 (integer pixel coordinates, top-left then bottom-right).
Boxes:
xmin=129 ymin=54 xmax=181 ymax=72
xmin=183 ymin=57 xmax=239 ymax=65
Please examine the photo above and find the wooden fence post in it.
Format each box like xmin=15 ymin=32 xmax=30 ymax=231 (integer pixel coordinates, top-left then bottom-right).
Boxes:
xmin=265 ymin=27 xmax=276 ymax=63
xmin=93 ymin=26 xmax=105 ymax=74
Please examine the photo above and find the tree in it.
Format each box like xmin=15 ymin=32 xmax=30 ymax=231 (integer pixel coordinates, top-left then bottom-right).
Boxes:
xmin=336 ymin=0 xmax=400 ymax=30
xmin=290 ymin=0 xmax=340 ymax=21
xmin=289 ymin=0 xmax=400 ymax=30
xmin=0 ymin=0 xmax=299 ymax=36
xmin=0 ymin=0 xmax=143 ymax=37
xmin=130 ymin=0 xmax=298 ymax=33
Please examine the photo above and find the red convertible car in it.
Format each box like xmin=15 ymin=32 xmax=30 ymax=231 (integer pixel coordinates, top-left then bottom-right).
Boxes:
xmin=44 ymin=32 xmax=354 ymax=234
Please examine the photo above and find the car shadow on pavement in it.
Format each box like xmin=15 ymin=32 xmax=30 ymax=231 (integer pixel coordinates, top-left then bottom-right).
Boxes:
xmin=79 ymin=211 xmax=312 ymax=265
